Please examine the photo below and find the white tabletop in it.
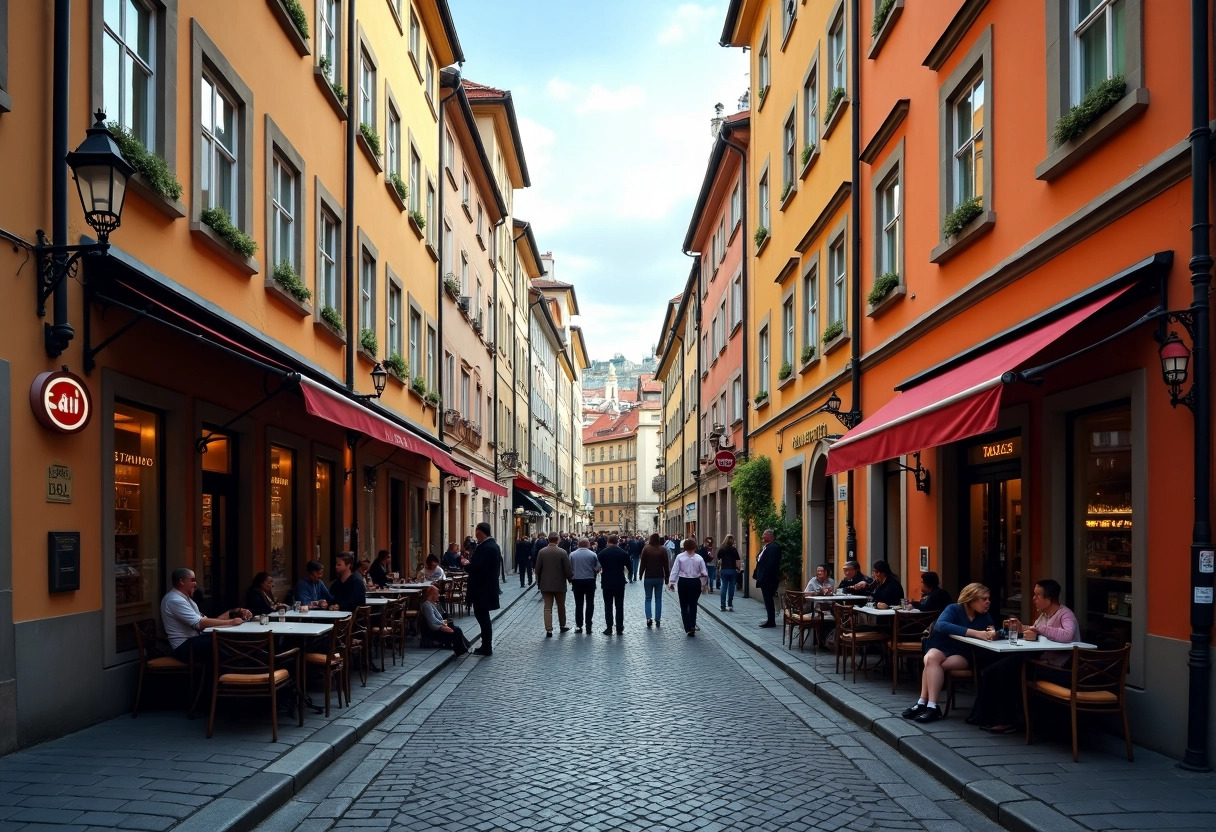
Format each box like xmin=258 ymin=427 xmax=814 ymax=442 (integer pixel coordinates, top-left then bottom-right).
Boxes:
xmin=950 ymin=634 xmax=1096 ymax=653
xmin=369 ymin=587 xmax=424 ymax=595
xmin=205 ymin=621 xmax=333 ymax=637
xmin=853 ymin=605 xmax=935 ymax=617
xmin=281 ymin=610 xmax=351 ymax=621
xmin=392 ymin=582 xmax=437 ymax=589
xmin=805 ymin=594 xmax=870 ymax=603
xmin=366 ymin=597 xmax=389 ymax=606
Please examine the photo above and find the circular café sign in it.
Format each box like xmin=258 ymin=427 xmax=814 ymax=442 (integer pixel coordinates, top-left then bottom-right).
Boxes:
xmin=714 ymin=449 xmax=737 ymax=473
xmin=30 ymin=370 xmax=92 ymax=434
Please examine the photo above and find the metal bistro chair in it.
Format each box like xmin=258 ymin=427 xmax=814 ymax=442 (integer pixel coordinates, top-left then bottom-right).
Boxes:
xmin=132 ymin=618 xmax=196 ymax=717
xmin=349 ymin=605 xmax=372 ymax=687
xmin=782 ymin=591 xmax=815 ymax=651
xmin=833 ymin=602 xmax=886 ymax=683
xmin=890 ymin=610 xmax=940 ymax=693
xmin=206 ymin=630 xmax=300 ymax=743
xmin=304 ymin=617 xmax=350 ymax=717
xmin=1023 ymin=643 xmax=1133 ymax=762
xmin=373 ymin=598 xmax=406 ymax=667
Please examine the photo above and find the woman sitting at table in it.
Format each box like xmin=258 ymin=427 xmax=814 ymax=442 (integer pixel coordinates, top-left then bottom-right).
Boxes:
xmin=244 ymin=572 xmax=285 ymax=616
xmin=912 ymin=571 xmax=953 ymax=612
xmin=901 ymin=582 xmax=996 ymax=723
xmin=804 ymin=564 xmax=835 ymax=595
xmin=369 ymin=549 xmax=392 ymax=588
xmin=869 ymin=561 xmax=904 ymax=609
xmin=415 ymin=554 xmax=446 ymax=582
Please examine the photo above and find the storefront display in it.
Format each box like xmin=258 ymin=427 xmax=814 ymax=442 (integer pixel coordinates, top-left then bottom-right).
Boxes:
xmin=269 ymin=446 xmax=294 ymax=600
xmin=113 ymin=403 xmax=161 ymax=653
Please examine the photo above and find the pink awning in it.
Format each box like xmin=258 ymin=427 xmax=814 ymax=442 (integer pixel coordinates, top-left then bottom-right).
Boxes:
xmin=469 ymin=469 xmax=508 ymax=498
xmin=513 ymin=474 xmax=552 ymax=497
xmin=298 ymin=378 xmax=470 ymax=478
xmin=825 ymin=286 xmax=1132 ymax=475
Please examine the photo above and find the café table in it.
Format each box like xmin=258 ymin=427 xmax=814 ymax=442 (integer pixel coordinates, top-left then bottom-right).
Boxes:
xmin=368 ymin=587 xmax=424 ymax=596
xmin=280 ymin=609 xmax=351 ymax=621
xmin=390 ymin=582 xmax=435 ymax=589
xmin=949 ymin=634 xmax=1096 ymax=653
xmin=850 ymin=605 xmax=935 ymax=673
xmin=366 ymin=597 xmax=389 ymax=607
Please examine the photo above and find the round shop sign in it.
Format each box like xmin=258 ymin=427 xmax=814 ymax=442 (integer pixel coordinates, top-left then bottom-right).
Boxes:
xmin=30 ymin=369 xmax=92 ymax=434
xmin=714 ymin=449 xmax=737 ymax=473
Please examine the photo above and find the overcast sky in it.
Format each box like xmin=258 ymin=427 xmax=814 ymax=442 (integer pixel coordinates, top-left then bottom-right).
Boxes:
xmin=446 ymin=1 xmax=748 ymax=363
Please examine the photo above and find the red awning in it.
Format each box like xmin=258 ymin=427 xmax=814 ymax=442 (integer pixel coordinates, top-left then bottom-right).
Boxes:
xmin=298 ymin=378 xmax=470 ymax=478
xmin=825 ymin=287 xmax=1132 ymax=475
xmin=469 ymin=469 xmax=508 ymax=498
xmin=513 ymin=474 xmax=552 ymax=497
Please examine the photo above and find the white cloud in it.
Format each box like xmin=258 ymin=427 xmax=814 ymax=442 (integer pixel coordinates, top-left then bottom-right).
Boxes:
xmin=545 ymin=77 xmax=575 ymax=101
xmin=657 ymin=3 xmax=719 ymax=45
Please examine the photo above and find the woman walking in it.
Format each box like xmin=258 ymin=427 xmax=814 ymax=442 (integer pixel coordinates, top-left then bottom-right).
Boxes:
xmin=716 ymin=535 xmax=741 ymax=611
xmin=639 ymin=533 xmax=669 ymax=628
xmin=668 ymin=538 xmax=708 ymax=636
xmin=697 ymin=537 xmax=717 ymax=593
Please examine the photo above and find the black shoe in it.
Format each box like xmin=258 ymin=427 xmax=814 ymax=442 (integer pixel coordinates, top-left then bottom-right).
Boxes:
xmin=646 ymin=619 xmax=653 ymax=627
xmin=901 ymin=703 xmax=927 ymax=719
xmin=655 ymin=620 xmax=660 ymax=627
xmin=473 ymin=647 xmax=492 ymax=656
xmin=759 ymin=622 xmax=777 ymax=628
xmin=686 ymin=631 xmax=695 ymax=637
xmin=915 ymin=708 xmax=941 ymax=723
xmin=617 ymin=629 xmax=624 ymax=635
xmin=575 ymin=627 xmax=582 ymax=633
xmin=721 ymin=607 xmax=727 ymax=611
xmin=560 ymin=627 xmax=571 ymax=633
xmin=602 ymin=629 xmax=612 ymax=635
xmin=545 ymin=631 xmax=553 ymax=638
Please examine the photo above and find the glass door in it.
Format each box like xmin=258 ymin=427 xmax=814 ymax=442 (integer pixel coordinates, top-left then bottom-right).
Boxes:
xmin=200 ymin=428 xmax=239 ymax=614
xmin=961 ymin=434 xmax=1023 ymax=620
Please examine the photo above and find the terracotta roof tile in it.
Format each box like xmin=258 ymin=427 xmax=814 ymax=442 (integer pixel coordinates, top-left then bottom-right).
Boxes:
xmin=463 ymin=79 xmax=507 ymax=99
xmin=533 ymin=279 xmax=573 ymax=289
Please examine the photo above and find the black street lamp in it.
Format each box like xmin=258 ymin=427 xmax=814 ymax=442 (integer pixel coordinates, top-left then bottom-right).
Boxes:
xmin=1159 ymin=330 xmax=1192 ymax=408
xmin=353 ymin=362 xmax=389 ymax=401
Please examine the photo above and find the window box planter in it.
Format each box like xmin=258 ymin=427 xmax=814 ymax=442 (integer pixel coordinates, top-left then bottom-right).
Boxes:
xmin=384 ymin=352 xmax=408 ymax=382
xmin=268 ymin=0 xmax=311 ymax=57
xmin=191 ymin=217 xmax=260 ymax=276
xmin=754 ymin=226 xmax=769 ymax=255
xmin=358 ymin=327 xmax=378 ymax=362
xmin=930 ymin=202 xmax=996 ymax=265
xmin=777 ymin=364 xmax=795 ymax=390
xmin=779 ymin=181 xmax=796 ymax=211
xmin=1036 ymin=83 xmax=1149 ymax=182
xmin=424 ymin=391 xmax=441 ymax=408
xmin=867 ymin=0 xmax=903 ymax=60
xmin=753 ymin=392 xmax=770 ymax=410
xmin=408 ymin=210 xmax=426 ymax=239
xmin=315 ymin=310 xmax=346 ymax=346
xmin=799 ymin=144 xmax=820 ymax=180
xmin=798 ymin=345 xmax=818 ymax=374
xmin=266 ymin=262 xmax=312 ymax=317
xmin=357 ymin=125 xmax=383 ymax=173
xmin=411 ymin=376 xmax=428 ymax=398
xmin=128 ymin=173 xmax=187 ymax=219
xmin=757 ymin=85 xmax=770 ymax=111
xmin=866 ymin=280 xmax=906 ymax=318
xmin=822 ymin=325 xmax=850 ymax=356
xmin=443 ymin=274 xmax=461 ymax=299
xmin=823 ymin=88 xmax=849 ymax=140
xmin=314 ymin=65 xmax=348 ymax=121
xmin=385 ymin=173 xmax=408 ymax=211
xmin=264 ymin=276 xmax=312 ymax=317
xmin=425 ymin=242 xmax=439 ymax=262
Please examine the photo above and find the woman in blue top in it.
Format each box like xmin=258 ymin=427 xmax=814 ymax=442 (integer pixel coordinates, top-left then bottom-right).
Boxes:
xmin=901 ymin=582 xmax=996 ymax=723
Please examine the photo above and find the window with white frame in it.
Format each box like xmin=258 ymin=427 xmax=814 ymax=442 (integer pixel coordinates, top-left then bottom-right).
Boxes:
xmin=102 ymin=0 xmax=155 ymax=146
xmin=408 ymin=9 xmax=420 ymax=65
xmin=317 ymin=210 xmax=340 ymax=315
xmin=460 ymin=370 xmax=470 ymax=415
xmin=200 ymin=72 xmax=238 ymax=217
xmin=952 ymin=73 xmax=985 ymax=209
xmin=425 ymin=50 xmax=435 ymax=105
xmin=731 ymin=274 xmax=742 ymax=328
xmin=443 ymin=218 xmax=453 ymax=272
xmin=828 ymin=237 xmax=847 ymax=328
xmin=386 ymin=103 xmax=400 ymax=177
xmin=782 ymin=0 xmax=796 ymax=36
xmin=758 ymin=170 xmax=770 ymax=233
xmin=732 ymin=378 xmax=742 ymax=421
xmin=444 ymin=128 xmax=455 ymax=175
xmin=803 ymin=67 xmax=818 ymax=152
xmin=318 ymin=0 xmax=339 ymax=79
xmin=426 ymin=180 xmax=436 ymax=243
xmin=445 ymin=351 xmax=454 ymax=396
xmin=730 ymin=182 xmax=741 ymax=227
xmin=360 ymin=248 xmax=375 ymax=337
xmin=409 ymin=147 xmax=421 ymax=212
xmin=717 ymin=217 xmax=726 ymax=263
xmin=803 ymin=265 xmax=818 ymax=353
xmin=758 ymin=31 xmax=770 ymax=94
xmin=717 ymin=300 xmax=726 ymax=350
xmin=461 ymin=171 xmax=470 ymax=205
xmin=879 ymin=171 xmax=900 ymax=277
xmin=387 ymin=281 xmax=402 ymax=360
xmin=409 ymin=308 xmax=422 ymax=381
xmin=759 ymin=327 xmax=771 ymax=392
xmin=270 ymin=152 xmax=297 ymax=271
xmin=460 ymin=251 xmax=469 ymax=294
xmin=783 ymin=111 xmax=797 ymax=192
xmin=829 ymin=11 xmax=846 ymax=94
xmin=427 ymin=324 xmax=437 ymax=384
xmin=359 ymin=49 xmax=374 ymax=128
xmin=782 ymin=296 xmax=795 ymax=367
xmin=1073 ymin=0 xmax=1125 ymax=101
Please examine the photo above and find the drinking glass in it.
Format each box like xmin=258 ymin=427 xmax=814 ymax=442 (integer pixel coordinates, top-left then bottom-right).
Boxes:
xmin=259 ymin=614 xmax=269 ymax=625
xmin=1007 ymin=625 xmax=1017 ymax=645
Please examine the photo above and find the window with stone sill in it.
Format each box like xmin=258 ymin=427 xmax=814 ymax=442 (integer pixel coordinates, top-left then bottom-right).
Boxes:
xmin=936 ymin=26 xmax=994 ymax=252
xmin=192 ymin=22 xmax=253 ymax=234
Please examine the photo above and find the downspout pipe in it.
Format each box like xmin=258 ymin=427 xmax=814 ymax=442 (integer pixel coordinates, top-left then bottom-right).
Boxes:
xmin=437 ymin=72 xmax=459 ymax=555
xmin=1181 ymin=0 xmax=1213 ymax=774
xmin=344 ymin=0 xmax=359 ymax=555
xmin=722 ymin=131 xmax=750 ymax=598
xmin=846 ymin=0 xmax=862 ymax=563
xmin=48 ymin=0 xmax=73 ymax=358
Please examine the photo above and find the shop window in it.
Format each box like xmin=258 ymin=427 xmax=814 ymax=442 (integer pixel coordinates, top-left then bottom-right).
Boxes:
xmin=269 ymin=446 xmax=294 ymax=599
xmin=113 ymin=402 xmax=163 ymax=654
xmin=315 ymin=459 xmax=336 ymax=573
xmin=1073 ymin=403 xmax=1133 ymax=650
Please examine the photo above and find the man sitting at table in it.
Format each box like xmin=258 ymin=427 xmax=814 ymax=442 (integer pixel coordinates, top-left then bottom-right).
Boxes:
xmin=294 ymin=560 xmax=335 ymax=609
xmin=869 ymin=561 xmax=904 ymax=609
xmin=838 ymin=561 xmax=873 ymax=595
xmin=330 ymin=552 xmax=367 ymax=610
xmin=369 ymin=549 xmax=392 ymax=588
xmin=161 ymin=568 xmax=249 ymax=663
xmin=912 ymin=571 xmax=953 ymax=612
xmin=969 ymin=578 xmax=1079 ymax=733
xmin=416 ymin=554 xmax=446 ymax=582
xmin=418 ymin=585 xmax=470 ymax=654
xmin=804 ymin=564 xmax=834 ymax=595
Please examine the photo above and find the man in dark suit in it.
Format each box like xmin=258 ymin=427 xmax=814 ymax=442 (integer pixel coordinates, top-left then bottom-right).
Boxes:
xmin=627 ymin=534 xmax=643 ymax=582
xmin=597 ymin=534 xmax=631 ymax=634
xmin=752 ymin=528 xmax=781 ymax=628
xmin=595 ymin=532 xmax=608 ymax=552
xmin=467 ymin=522 xmax=502 ymax=656
xmin=559 ymin=532 xmax=575 ymax=553
xmin=515 ymin=534 xmax=534 ymax=588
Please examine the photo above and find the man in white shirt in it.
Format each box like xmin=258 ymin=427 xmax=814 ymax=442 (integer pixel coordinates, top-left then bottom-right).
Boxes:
xmin=160 ymin=567 xmax=248 ymax=662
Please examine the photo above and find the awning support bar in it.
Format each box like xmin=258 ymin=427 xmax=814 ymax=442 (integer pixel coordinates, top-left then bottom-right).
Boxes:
xmin=1002 ymin=306 xmax=1168 ymax=386
xmin=197 ymin=373 xmax=300 ymax=453
xmin=891 ymin=451 xmax=931 ymax=495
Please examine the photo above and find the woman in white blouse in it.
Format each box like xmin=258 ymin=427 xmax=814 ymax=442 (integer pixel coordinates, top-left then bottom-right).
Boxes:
xmin=667 ymin=538 xmax=708 ymax=637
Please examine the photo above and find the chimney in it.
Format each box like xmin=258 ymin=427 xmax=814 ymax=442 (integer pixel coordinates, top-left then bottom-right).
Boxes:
xmin=710 ymin=102 xmax=725 ymax=138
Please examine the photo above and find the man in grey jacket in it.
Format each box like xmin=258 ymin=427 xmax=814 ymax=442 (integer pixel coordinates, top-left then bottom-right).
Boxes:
xmin=533 ymin=532 xmax=573 ymax=637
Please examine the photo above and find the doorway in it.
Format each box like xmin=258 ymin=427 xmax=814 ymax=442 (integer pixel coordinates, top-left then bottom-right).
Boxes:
xmin=200 ymin=428 xmax=240 ymax=615
xmin=960 ymin=434 xmax=1023 ymax=620
xmin=390 ymin=477 xmax=405 ymax=574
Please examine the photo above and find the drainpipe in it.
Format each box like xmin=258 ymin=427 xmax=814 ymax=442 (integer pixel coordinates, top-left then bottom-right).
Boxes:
xmin=723 ymin=130 xmax=750 ymax=598
xmin=436 ymin=74 xmax=459 ymax=557
xmin=845 ymin=0 xmax=862 ymax=564
xmin=344 ymin=0 xmax=359 ymax=555
xmin=1181 ymin=0 xmax=1213 ymax=774
xmin=47 ymin=0 xmax=73 ymax=358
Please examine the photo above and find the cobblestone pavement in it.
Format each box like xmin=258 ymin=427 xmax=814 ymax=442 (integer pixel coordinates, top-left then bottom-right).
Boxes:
xmin=255 ymin=585 xmax=1004 ymax=832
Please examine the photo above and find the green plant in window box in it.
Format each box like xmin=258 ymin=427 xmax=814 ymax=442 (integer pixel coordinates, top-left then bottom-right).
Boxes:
xmin=753 ymin=225 xmax=768 ymax=248
xmin=800 ymin=143 xmax=816 ymax=166
xmin=321 ymin=304 xmax=344 ymax=333
xmin=384 ymin=352 xmax=407 ymax=380
xmin=319 ymin=55 xmax=333 ymax=79
xmin=826 ymin=87 xmax=846 ymax=121
xmin=758 ymin=86 xmax=767 ymax=104
xmin=359 ymin=123 xmax=382 ymax=158
xmin=1052 ymin=74 xmax=1126 ymax=146
xmin=780 ymin=181 xmax=793 ymax=202
xmin=822 ymin=319 xmax=844 ymax=343
xmin=753 ymin=390 xmax=769 ymax=405
xmin=388 ymin=172 xmax=408 ymax=202
xmin=283 ymin=0 xmax=310 ymax=39
xmin=777 ymin=361 xmax=793 ymax=381
xmin=943 ymin=196 xmax=983 ymax=237
xmin=867 ymin=272 xmax=900 ymax=306
xmin=800 ymin=344 xmax=815 ymax=364
xmin=359 ymin=327 xmax=378 ymax=356
xmin=425 ymin=390 xmax=441 ymax=407
xmin=410 ymin=210 xmax=426 ymax=230
xmin=443 ymin=274 xmax=460 ymax=297
xmin=200 ymin=207 xmax=258 ymax=257
xmin=411 ymin=375 xmax=428 ymax=396
xmin=272 ymin=261 xmax=311 ymax=303
xmin=106 ymin=122 xmax=183 ymax=202
xmin=871 ymin=0 xmax=895 ymax=38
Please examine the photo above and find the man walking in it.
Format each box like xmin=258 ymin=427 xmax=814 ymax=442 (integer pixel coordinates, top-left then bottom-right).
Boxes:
xmin=753 ymin=528 xmax=781 ymax=628
xmin=569 ymin=537 xmax=600 ymax=634
xmin=533 ymin=532 xmax=572 ymax=636
xmin=627 ymin=534 xmax=643 ymax=582
xmin=515 ymin=533 xmax=534 ymax=588
xmin=597 ymin=534 xmax=631 ymax=635
xmin=467 ymin=522 xmax=501 ymax=656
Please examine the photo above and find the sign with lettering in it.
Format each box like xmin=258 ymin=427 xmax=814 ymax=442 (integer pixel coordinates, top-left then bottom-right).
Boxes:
xmin=30 ymin=370 xmax=92 ymax=434
xmin=47 ymin=463 xmax=72 ymax=504
xmin=714 ymin=450 xmax=736 ymax=473
xmin=790 ymin=422 xmax=830 ymax=450
xmin=967 ymin=435 xmax=1022 ymax=466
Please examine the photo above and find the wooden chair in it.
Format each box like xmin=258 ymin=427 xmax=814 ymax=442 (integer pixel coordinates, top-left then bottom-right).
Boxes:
xmin=305 ymin=618 xmax=349 ymax=717
xmin=401 ymin=592 xmax=422 ymax=642
xmin=1022 ymin=643 xmax=1133 ymax=762
xmin=942 ymin=667 xmax=978 ymax=717
xmin=447 ymin=576 xmax=468 ymax=617
xmin=833 ymin=603 xmax=886 ymax=682
xmin=206 ymin=631 xmax=300 ymax=743
xmin=132 ymin=618 xmax=195 ymax=717
xmin=373 ymin=598 xmax=405 ymax=667
xmin=782 ymin=591 xmax=815 ymax=651
xmin=349 ymin=605 xmax=372 ymax=687
xmin=890 ymin=610 xmax=940 ymax=693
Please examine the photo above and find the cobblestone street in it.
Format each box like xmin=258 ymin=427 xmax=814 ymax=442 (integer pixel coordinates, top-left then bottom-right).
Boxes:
xmin=256 ymin=585 xmax=1002 ymax=832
